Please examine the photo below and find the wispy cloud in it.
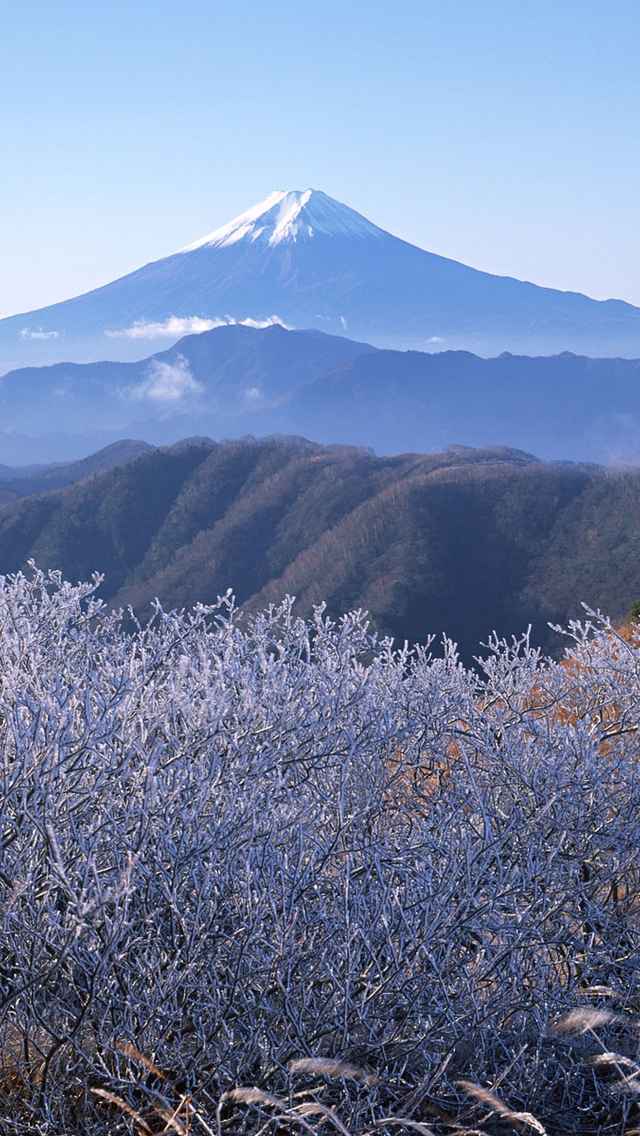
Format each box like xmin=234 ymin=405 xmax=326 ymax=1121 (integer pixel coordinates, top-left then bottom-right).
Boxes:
xmin=598 ymin=412 xmax=640 ymax=467
xmin=20 ymin=328 xmax=60 ymax=340
xmin=240 ymin=316 xmax=289 ymax=329
xmin=129 ymin=356 xmax=204 ymax=405
xmin=106 ymin=314 xmax=289 ymax=340
xmin=244 ymin=385 xmax=263 ymax=404
xmin=107 ymin=316 xmax=225 ymax=340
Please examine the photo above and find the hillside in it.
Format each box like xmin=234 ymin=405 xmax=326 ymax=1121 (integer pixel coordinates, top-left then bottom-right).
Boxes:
xmin=0 ymin=440 xmax=152 ymax=501
xmin=2 ymin=323 xmax=640 ymax=464
xmin=3 ymin=189 xmax=640 ymax=371
xmin=1 ymin=435 xmax=639 ymax=658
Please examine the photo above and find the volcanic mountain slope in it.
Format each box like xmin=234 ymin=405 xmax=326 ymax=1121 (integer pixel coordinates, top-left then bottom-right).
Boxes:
xmin=4 ymin=188 xmax=640 ymax=369
xmin=2 ymin=323 xmax=640 ymax=465
xmin=1 ymin=435 xmax=639 ymax=659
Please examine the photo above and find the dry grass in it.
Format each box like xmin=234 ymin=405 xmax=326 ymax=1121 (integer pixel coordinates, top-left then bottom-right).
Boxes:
xmin=65 ymin=1024 xmax=640 ymax=1136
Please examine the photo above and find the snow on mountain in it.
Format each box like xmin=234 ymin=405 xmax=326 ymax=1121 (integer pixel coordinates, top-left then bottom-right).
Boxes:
xmin=181 ymin=189 xmax=386 ymax=251
xmin=3 ymin=186 xmax=640 ymax=371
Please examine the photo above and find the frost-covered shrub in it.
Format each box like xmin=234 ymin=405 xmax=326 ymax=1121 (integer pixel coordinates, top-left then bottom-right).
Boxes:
xmin=0 ymin=567 xmax=638 ymax=1134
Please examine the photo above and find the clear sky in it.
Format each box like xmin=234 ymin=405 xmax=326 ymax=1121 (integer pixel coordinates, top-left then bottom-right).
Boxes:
xmin=2 ymin=0 xmax=639 ymax=316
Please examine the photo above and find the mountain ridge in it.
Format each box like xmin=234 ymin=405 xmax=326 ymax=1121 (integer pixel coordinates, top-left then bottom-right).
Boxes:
xmin=0 ymin=439 xmax=153 ymax=502
xmin=0 ymin=435 xmax=638 ymax=660
xmin=2 ymin=323 xmax=639 ymax=465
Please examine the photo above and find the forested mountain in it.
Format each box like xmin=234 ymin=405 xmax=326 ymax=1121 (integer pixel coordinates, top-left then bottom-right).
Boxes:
xmin=0 ymin=440 xmax=152 ymax=503
xmin=2 ymin=323 xmax=640 ymax=464
xmin=4 ymin=189 xmax=640 ymax=371
xmin=1 ymin=435 xmax=638 ymax=659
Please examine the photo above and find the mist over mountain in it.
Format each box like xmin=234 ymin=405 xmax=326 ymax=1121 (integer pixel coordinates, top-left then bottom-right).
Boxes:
xmin=1 ymin=435 xmax=639 ymax=660
xmin=4 ymin=188 xmax=640 ymax=372
xmin=282 ymin=345 xmax=640 ymax=464
xmin=0 ymin=325 xmax=371 ymax=461
xmin=2 ymin=323 xmax=640 ymax=465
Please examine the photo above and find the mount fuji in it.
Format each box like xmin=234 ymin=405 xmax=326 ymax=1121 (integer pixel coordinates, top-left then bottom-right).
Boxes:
xmin=4 ymin=187 xmax=640 ymax=370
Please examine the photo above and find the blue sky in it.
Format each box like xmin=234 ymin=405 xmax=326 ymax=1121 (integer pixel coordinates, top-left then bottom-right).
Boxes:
xmin=2 ymin=0 xmax=639 ymax=315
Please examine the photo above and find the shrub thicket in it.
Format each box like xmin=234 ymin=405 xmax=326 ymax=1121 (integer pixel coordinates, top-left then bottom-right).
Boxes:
xmin=0 ymin=567 xmax=639 ymax=1134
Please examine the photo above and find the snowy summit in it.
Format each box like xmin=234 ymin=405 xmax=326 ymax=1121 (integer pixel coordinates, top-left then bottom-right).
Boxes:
xmin=181 ymin=189 xmax=386 ymax=251
xmin=5 ymin=185 xmax=640 ymax=370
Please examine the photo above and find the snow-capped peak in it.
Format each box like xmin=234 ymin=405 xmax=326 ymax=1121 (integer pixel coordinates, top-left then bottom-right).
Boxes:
xmin=180 ymin=189 xmax=386 ymax=252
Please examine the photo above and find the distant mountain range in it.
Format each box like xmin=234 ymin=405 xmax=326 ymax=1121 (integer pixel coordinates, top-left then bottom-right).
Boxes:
xmin=1 ymin=323 xmax=639 ymax=464
xmin=1 ymin=435 xmax=639 ymax=659
xmin=3 ymin=188 xmax=640 ymax=371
